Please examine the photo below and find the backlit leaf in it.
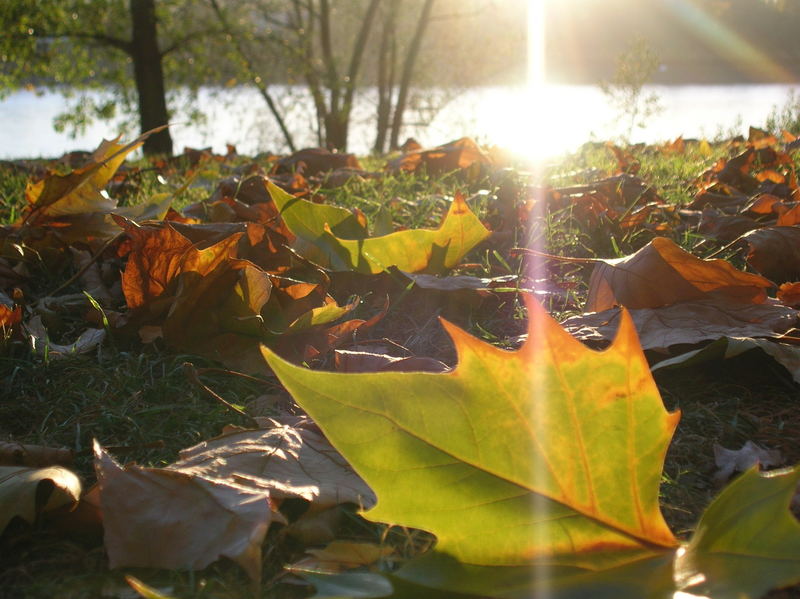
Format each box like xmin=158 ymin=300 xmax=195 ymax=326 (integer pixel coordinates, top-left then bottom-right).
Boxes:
xmin=675 ymin=466 xmax=800 ymax=598
xmin=262 ymin=298 xmax=680 ymax=594
xmin=269 ymin=182 xmax=490 ymax=274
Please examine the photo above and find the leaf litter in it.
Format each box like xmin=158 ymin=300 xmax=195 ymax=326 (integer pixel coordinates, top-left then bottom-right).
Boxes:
xmin=2 ymin=131 xmax=800 ymax=597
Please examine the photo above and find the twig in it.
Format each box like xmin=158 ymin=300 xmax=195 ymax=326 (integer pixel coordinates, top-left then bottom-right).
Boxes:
xmin=48 ymin=234 xmax=118 ymax=297
xmin=183 ymin=362 xmax=260 ymax=428
xmin=193 ymin=366 xmax=271 ymax=385
xmin=510 ymin=247 xmax=602 ymax=264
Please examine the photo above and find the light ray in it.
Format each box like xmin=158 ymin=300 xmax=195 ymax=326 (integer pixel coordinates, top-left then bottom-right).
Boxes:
xmin=667 ymin=0 xmax=794 ymax=83
xmin=528 ymin=1 xmax=553 ymax=597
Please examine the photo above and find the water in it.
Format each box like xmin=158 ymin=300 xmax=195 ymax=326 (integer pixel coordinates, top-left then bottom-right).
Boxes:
xmin=1 ymin=84 xmax=798 ymax=160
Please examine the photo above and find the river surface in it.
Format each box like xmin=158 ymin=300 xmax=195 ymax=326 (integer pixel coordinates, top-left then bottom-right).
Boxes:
xmin=1 ymin=84 xmax=799 ymax=160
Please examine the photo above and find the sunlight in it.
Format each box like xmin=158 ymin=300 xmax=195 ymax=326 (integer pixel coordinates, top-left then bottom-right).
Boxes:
xmin=667 ymin=0 xmax=793 ymax=82
xmin=473 ymin=0 xmax=579 ymax=165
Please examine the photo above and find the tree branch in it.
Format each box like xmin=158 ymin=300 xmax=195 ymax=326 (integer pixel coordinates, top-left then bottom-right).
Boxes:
xmin=13 ymin=31 xmax=132 ymax=54
xmin=160 ymin=27 xmax=224 ymax=57
xmin=207 ymin=0 xmax=296 ymax=152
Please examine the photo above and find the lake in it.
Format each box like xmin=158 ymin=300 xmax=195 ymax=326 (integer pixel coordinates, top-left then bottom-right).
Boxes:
xmin=1 ymin=84 xmax=799 ymax=160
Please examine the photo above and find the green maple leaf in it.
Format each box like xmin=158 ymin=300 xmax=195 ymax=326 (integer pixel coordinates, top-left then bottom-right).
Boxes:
xmin=262 ymin=299 xmax=800 ymax=597
xmin=268 ymin=182 xmax=490 ymax=274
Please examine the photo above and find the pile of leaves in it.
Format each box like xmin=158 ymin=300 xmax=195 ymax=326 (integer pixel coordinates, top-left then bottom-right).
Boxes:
xmin=2 ymin=128 xmax=800 ymax=598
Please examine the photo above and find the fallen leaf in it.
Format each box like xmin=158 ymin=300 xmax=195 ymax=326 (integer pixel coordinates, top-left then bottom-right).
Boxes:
xmin=171 ymin=423 xmax=376 ymax=510
xmin=334 ymin=349 xmax=449 ymax=373
xmin=0 ymin=465 xmax=81 ymax=533
xmin=94 ymin=441 xmax=272 ymax=582
xmin=263 ymin=297 xmax=800 ymax=597
xmin=0 ymin=442 xmax=73 ymax=467
xmin=386 ymin=137 xmax=491 ymax=178
xmin=270 ymin=183 xmax=490 ymax=274
xmin=25 ymin=316 xmax=105 ymax=358
xmin=652 ymin=336 xmax=800 ymax=385
xmin=675 ymin=467 xmax=800 ymax=598
xmin=713 ymin=441 xmax=782 ymax=484
xmin=739 ymin=225 xmax=800 ymax=284
xmin=778 ymin=281 xmax=800 ymax=307
xmin=292 ymin=540 xmax=394 ymax=573
xmin=587 ymin=237 xmax=773 ymax=312
xmin=562 ymin=298 xmax=797 ymax=350
xmin=263 ymin=298 xmax=681 ymax=593
xmin=275 ymin=147 xmax=361 ymax=178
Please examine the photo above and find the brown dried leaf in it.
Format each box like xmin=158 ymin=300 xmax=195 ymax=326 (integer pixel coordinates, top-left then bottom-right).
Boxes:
xmin=0 ymin=442 xmax=73 ymax=467
xmin=94 ymin=441 xmax=272 ymax=582
xmin=292 ymin=540 xmax=393 ymax=573
xmin=778 ymin=281 xmax=800 ymax=307
xmin=739 ymin=226 xmax=800 ymax=284
xmin=334 ymin=349 xmax=449 ymax=373
xmin=587 ymin=237 xmax=773 ymax=312
xmin=25 ymin=316 xmax=105 ymax=358
xmin=172 ymin=423 xmax=376 ymax=510
xmin=386 ymin=137 xmax=491 ymax=178
xmin=275 ymin=148 xmax=361 ymax=178
xmin=563 ymin=298 xmax=797 ymax=351
xmin=713 ymin=441 xmax=782 ymax=484
xmin=0 ymin=465 xmax=81 ymax=533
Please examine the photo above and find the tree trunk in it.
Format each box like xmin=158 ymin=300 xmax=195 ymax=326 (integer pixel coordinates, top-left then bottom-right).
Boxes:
xmin=389 ymin=0 xmax=435 ymax=151
xmin=130 ymin=0 xmax=173 ymax=156
xmin=374 ymin=1 xmax=398 ymax=154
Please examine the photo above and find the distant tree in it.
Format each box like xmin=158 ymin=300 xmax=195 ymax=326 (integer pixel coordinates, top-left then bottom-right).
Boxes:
xmin=373 ymin=0 xmax=436 ymax=153
xmin=600 ymin=37 xmax=663 ymax=142
xmin=0 ymin=0 xmax=227 ymax=155
xmin=213 ymin=0 xmax=456 ymax=152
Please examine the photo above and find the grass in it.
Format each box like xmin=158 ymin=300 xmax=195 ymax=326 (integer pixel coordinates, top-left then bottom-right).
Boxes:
xmin=1 ymin=138 xmax=799 ymax=597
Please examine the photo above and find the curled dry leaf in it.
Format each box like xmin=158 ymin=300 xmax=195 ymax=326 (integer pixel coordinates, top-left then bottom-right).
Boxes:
xmin=652 ymin=336 xmax=800 ymax=385
xmin=25 ymin=315 xmax=105 ymax=358
xmin=739 ymin=225 xmax=800 ymax=284
xmin=562 ymin=297 xmax=797 ymax=351
xmin=587 ymin=237 xmax=773 ymax=312
xmin=385 ymin=137 xmax=491 ymax=178
xmin=713 ymin=441 xmax=782 ymax=484
xmin=0 ymin=465 xmax=81 ymax=533
xmin=778 ymin=281 xmax=800 ymax=307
